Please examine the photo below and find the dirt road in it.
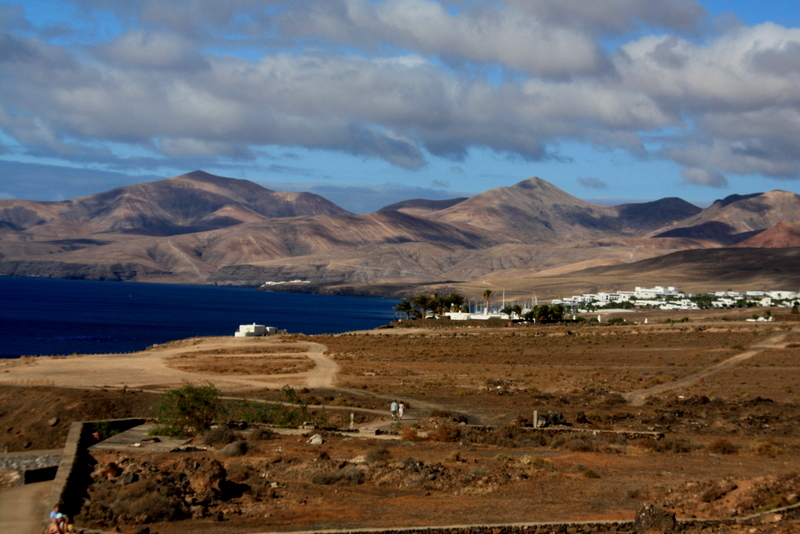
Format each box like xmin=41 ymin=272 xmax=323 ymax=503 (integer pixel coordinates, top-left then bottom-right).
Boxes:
xmin=624 ymin=327 xmax=796 ymax=405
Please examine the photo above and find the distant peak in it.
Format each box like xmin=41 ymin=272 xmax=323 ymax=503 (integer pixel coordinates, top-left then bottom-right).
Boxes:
xmin=176 ymin=170 xmax=222 ymax=182
xmin=714 ymin=192 xmax=762 ymax=208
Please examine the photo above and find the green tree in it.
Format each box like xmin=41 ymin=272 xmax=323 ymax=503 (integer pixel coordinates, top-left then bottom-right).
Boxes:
xmin=412 ymin=294 xmax=434 ymax=319
xmin=445 ymin=292 xmax=465 ymax=311
xmin=155 ymin=383 xmax=222 ymax=437
xmin=393 ymin=299 xmax=415 ymax=320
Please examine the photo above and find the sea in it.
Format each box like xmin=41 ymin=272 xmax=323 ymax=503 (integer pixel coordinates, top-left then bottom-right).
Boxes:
xmin=0 ymin=277 xmax=399 ymax=358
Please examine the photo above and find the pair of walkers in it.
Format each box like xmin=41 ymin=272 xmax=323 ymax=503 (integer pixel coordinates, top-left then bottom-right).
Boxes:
xmin=47 ymin=504 xmax=74 ymax=534
xmin=390 ymin=400 xmax=405 ymax=420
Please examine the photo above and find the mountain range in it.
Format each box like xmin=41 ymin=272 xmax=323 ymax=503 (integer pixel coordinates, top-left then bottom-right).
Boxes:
xmin=1 ymin=170 xmax=798 ymax=298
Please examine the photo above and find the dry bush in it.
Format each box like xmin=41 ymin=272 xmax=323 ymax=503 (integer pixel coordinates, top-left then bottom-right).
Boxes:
xmin=366 ymin=446 xmax=392 ymax=464
xmin=706 ymin=438 xmax=738 ymax=455
xmin=311 ymin=467 xmax=365 ymax=485
xmin=219 ymin=440 xmax=248 ymax=457
xmin=110 ymin=480 xmax=187 ymax=523
xmin=399 ymin=425 xmax=419 ymax=441
xmin=633 ymin=436 xmax=696 ymax=453
xmin=520 ymin=456 xmax=554 ymax=471
xmin=429 ymin=423 xmax=461 ymax=442
xmin=203 ymin=426 xmax=237 ymax=447
xmin=551 ymin=433 xmax=626 ymax=453
xmin=745 ymin=440 xmax=783 ymax=457
xmin=250 ymin=427 xmax=274 ymax=441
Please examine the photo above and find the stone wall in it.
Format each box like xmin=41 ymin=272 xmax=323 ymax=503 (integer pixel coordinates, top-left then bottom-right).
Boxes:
xmin=0 ymin=450 xmax=62 ymax=486
xmin=47 ymin=418 xmax=145 ymax=519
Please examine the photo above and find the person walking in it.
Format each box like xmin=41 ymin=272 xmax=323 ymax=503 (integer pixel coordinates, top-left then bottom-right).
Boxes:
xmin=390 ymin=400 xmax=398 ymax=420
xmin=398 ymin=401 xmax=405 ymax=419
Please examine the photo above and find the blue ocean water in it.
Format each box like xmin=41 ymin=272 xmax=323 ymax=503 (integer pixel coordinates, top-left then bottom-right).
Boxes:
xmin=0 ymin=277 xmax=398 ymax=358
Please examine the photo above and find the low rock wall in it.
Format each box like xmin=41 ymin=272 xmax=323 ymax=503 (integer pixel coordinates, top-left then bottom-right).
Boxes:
xmin=0 ymin=450 xmax=62 ymax=486
xmin=47 ymin=418 xmax=145 ymax=520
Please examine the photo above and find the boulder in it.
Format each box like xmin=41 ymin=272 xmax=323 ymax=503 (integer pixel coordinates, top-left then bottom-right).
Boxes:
xmin=634 ymin=504 xmax=676 ymax=534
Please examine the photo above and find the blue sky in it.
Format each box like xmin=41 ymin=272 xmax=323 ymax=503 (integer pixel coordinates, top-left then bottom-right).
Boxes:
xmin=0 ymin=0 xmax=798 ymax=212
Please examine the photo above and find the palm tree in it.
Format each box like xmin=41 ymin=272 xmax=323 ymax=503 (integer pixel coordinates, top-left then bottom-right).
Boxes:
xmin=412 ymin=294 xmax=434 ymax=319
xmin=393 ymin=299 xmax=414 ymax=320
xmin=482 ymin=289 xmax=492 ymax=315
xmin=446 ymin=292 xmax=465 ymax=311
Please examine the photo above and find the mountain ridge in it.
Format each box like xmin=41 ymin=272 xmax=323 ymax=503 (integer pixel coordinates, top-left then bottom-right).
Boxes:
xmin=0 ymin=171 xmax=797 ymax=297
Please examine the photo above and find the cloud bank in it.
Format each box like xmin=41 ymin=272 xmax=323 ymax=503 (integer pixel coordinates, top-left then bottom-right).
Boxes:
xmin=0 ymin=0 xmax=798 ymax=193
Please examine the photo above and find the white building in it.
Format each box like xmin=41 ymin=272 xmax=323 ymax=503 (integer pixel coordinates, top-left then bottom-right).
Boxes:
xmin=234 ymin=323 xmax=283 ymax=337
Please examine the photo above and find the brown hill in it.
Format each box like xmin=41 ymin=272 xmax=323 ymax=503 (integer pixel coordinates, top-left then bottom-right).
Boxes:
xmin=425 ymin=178 xmax=699 ymax=244
xmin=653 ymin=190 xmax=800 ymax=244
xmin=734 ymin=221 xmax=800 ymax=248
xmin=379 ymin=197 xmax=468 ymax=216
xmin=0 ymin=170 xmax=348 ymax=239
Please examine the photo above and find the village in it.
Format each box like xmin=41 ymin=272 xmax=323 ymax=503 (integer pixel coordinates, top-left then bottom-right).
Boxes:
xmin=552 ymin=286 xmax=800 ymax=312
xmin=437 ymin=286 xmax=800 ymax=322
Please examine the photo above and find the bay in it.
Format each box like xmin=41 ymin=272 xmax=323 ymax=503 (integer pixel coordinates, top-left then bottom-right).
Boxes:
xmin=0 ymin=277 xmax=398 ymax=358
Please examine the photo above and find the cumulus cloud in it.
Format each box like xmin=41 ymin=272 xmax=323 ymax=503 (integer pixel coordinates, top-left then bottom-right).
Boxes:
xmin=578 ymin=177 xmax=608 ymax=189
xmin=0 ymin=0 xmax=798 ymax=191
xmin=681 ymin=167 xmax=728 ymax=187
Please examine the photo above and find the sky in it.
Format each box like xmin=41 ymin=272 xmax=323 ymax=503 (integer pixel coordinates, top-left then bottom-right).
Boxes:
xmin=0 ymin=0 xmax=799 ymax=213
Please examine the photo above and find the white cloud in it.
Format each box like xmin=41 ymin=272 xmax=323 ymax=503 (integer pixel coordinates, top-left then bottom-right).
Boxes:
xmin=681 ymin=167 xmax=727 ymax=187
xmin=0 ymin=0 xmax=799 ymax=191
xmin=578 ymin=177 xmax=608 ymax=189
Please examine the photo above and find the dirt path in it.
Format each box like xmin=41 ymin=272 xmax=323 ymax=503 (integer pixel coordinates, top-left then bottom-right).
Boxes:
xmin=0 ymin=480 xmax=52 ymax=534
xmin=624 ymin=327 xmax=795 ymax=405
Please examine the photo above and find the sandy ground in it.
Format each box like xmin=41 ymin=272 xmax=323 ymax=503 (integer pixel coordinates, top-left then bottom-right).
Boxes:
xmin=0 ymin=481 xmax=52 ymax=534
xmin=0 ymin=337 xmax=334 ymax=393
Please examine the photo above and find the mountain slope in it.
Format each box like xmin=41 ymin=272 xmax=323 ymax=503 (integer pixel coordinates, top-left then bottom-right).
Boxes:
xmin=425 ymin=177 xmax=700 ymax=244
xmin=1 ymin=171 xmax=798 ymax=294
xmin=653 ymin=190 xmax=800 ymax=244
xmin=0 ymin=170 xmax=349 ymax=239
xmin=734 ymin=221 xmax=800 ymax=248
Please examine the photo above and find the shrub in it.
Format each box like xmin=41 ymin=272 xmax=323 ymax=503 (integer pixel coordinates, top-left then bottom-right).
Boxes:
xmin=154 ymin=383 xmax=222 ymax=437
xmin=746 ymin=440 xmax=782 ymax=457
xmin=110 ymin=479 xmax=187 ymax=522
xmin=219 ymin=440 xmax=248 ymax=457
xmin=634 ymin=436 xmax=695 ymax=453
xmin=250 ymin=427 xmax=274 ymax=441
xmin=203 ymin=426 xmax=237 ymax=447
xmin=399 ymin=425 xmax=419 ymax=441
xmin=311 ymin=467 xmax=364 ymax=485
xmin=366 ymin=446 xmax=392 ymax=464
xmin=429 ymin=423 xmax=460 ymax=442
xmin=706 ymin=438 xmax=738 ymax=455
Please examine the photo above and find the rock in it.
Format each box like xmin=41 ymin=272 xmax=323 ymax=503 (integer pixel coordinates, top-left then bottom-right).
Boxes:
xmin=307 ymin=434 xmax=324 ymax=446
xmin=701 ymin=479 xmax=738 ymax=502
xmin=120 ymin=473 xmax=139 ymax=485
xmin=188 ymin=459 xmax=226 ymax=495
xmin=634 ymin=504 xmax=676 ymax=534
xmin=47 ymin=417 xmax=59 ymax=427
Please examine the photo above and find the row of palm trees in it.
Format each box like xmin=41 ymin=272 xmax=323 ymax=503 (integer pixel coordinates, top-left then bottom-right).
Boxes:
xmin=394 ymin=292 xmax=470 ymax=319
xmin=394 ymin=290 xmax=565 ymax=323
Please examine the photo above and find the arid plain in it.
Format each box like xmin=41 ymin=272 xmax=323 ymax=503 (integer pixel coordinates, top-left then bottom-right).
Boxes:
xmin=2 ymin=307 xmax=800 ymax=533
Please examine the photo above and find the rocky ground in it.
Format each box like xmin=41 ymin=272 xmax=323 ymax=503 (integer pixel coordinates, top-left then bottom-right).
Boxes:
xmin=2 ymin=307 xmax=799 ymax=533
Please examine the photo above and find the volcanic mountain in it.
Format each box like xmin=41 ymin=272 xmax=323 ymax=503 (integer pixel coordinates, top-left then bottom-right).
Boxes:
xmin=653 ymin=191 xmax=800 ymax=245
xmin=0 ymin=170 xmax=348 ymax=239
xmin=0 ymin=172 xmax=797 ymax=296
xmin=426 ymin=178 xmax=701 ymax=244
